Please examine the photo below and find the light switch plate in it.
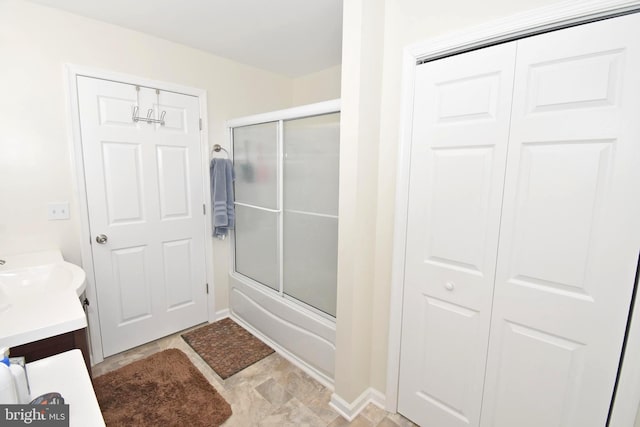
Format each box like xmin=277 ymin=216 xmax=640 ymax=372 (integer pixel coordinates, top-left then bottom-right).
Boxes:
xmin=48 ymin=202 xmax=70 ymax=220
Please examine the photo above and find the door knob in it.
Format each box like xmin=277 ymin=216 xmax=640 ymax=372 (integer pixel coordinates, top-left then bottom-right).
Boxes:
xmin=445 ymin=282 xmax=455 ymax=291
xmin=96 ymin=234 xmax=108 ymax=244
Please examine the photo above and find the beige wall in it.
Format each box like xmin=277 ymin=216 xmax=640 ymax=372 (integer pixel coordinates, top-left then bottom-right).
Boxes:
xmin=335 ymin=0 xmax=568 ymax=404
xmin=334 ymin=0 xmax=385 ymax=402
xmin=0 ymin=0 xmax=295 ymax=313
xmin=292 ymin=65 xmax=342 ymax=106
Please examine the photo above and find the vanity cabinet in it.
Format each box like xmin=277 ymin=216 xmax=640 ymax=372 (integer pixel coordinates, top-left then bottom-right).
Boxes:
xmin=0 ymin=250 xmax=91 ymax=376
xmin=11 ymin=328 xmax=91 ymax=376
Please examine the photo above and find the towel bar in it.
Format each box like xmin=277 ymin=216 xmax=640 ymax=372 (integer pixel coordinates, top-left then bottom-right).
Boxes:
xmin=211 ymin=144 xmax=229 ymax=157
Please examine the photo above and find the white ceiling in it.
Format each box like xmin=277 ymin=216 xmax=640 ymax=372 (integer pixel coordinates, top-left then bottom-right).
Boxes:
xmin=27 ymin=0 xmax=343 ymax=77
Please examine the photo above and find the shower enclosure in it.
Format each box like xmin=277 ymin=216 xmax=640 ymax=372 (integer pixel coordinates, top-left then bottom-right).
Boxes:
xmin=228 ymin=100 xmax=340 ymax=383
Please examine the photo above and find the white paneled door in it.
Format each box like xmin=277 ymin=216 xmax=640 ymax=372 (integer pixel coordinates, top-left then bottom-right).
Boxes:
xmin=399 ymin=12 xmax=640 ymax=427
xmin=77 ymin=77 xmax=207 ymax=357
xmin=480 ymin=14 xmax=640 ymax=427
xmin=398 ymin=42 xmax=517 ymax=427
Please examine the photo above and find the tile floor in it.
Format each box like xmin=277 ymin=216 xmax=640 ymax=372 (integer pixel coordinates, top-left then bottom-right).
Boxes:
xmin=92 ymin=324 xmax=417 ymax=427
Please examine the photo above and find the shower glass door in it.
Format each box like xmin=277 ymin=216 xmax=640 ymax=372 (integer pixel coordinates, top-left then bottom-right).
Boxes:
xmin=232 ymin=111 xmax=339 ymax=318
xmin=233 ymin=122 xmax=280 ymax=291
xmin=283 ymin=113 xmax=340 ymax=316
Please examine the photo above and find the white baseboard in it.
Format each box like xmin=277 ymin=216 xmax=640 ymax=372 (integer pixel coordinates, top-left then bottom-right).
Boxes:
xmin=215 ymin=308 xmax=230 ymax=320
xmin=369 ymin=388 xmax=386 ymax=409
xmin=330 ymin=388 xmax=386 ymax=421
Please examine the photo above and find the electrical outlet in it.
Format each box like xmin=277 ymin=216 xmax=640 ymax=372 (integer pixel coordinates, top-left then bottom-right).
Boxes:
xmin=48 ymin=202 xmax=70 ymax=220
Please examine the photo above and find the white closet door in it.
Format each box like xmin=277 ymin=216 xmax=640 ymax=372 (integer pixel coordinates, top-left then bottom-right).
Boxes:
xmin=480 ymin=14 xmax=640 ymax=427
xmin=398 ymin=42 xmax=517 ymax=427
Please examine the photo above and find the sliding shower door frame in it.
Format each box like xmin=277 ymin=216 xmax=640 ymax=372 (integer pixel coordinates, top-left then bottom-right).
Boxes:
xmin=226 ymin=99 xmax=340 ymax=386
xmin=277 ymin=118 xmax=285 ymax=300
xmin=228 ymin=99 xmax=341 ymax=322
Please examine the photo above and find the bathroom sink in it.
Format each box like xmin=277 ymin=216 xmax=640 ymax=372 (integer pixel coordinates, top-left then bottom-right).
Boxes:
xmin=0 ymin=250 xmax=86 ymax=298
xmin=0 ymin=250 xmax=88 ymax=348
xmin=0 ymin=262 xmax=86 ymax=298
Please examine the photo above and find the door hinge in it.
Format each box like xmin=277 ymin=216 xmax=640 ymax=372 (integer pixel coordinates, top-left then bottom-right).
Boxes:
xmin=203 ymin=204 xmax=206 ymax=215
xmin=199 ymin=118 xmax=202 ymax=130
xmin=206 ymin=283 xmax=209 ymax=294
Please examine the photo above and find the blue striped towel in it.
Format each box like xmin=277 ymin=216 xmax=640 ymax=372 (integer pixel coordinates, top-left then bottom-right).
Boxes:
xmin=210 ymin=158 xmax=235 ymax=238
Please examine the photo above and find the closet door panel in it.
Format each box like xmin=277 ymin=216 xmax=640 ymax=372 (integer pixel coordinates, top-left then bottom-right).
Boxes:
xmin=481 ymin=13 xmax=640 ymax=427
xmin=398 ymin=42 xmax=517 ymax=427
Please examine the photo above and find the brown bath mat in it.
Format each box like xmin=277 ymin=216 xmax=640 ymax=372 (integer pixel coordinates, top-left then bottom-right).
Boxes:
xmin=182 ymin=317 xmax=274 ymax=379
xmin=93 ymin=348 xmax=231 ymax=426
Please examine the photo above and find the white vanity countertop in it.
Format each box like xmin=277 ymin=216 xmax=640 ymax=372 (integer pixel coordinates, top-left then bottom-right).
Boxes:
xmin=27 ymin=349 xmax=105 ymax=426
xmin=0 ymin=288 xmax=87 ymax=348
xmin=0 ymin=249 xmax=87 ymax=348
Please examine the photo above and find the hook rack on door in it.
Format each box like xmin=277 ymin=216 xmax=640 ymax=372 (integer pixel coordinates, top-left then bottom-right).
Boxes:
xmin=132 ymin=106 xmax=166 ymax=126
